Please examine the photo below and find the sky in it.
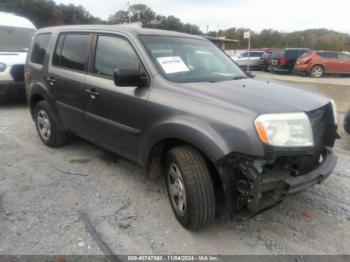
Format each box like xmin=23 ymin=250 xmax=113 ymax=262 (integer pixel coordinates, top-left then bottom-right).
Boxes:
xmin=55 ymin=0 xmax=350 ymax=34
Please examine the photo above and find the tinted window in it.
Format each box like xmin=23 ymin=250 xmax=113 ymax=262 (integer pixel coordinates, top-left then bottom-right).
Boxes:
xmin=30 ymin=33 xmax=51 ymax=65
xmin=271 ymin=50 xmax=283 ymax=59
xmin=300 ymin=52 xmax=311 ymax=58
xmin=317 ymin=52 xmax=337 ymax=59
xmin=94 ymin=35 xmax=140 ymax=77
xmin=240 ymin=52 xmax=248 ymax=57
xmin=285 ymin=50 xmax=300 ymax=60
xmin=52 ymin=34 xmax=65 ymax=66
xmin=53 ymin=33 xmax=91 ymax=71
xmin=250 ymin=52 xmax=264 ymax=57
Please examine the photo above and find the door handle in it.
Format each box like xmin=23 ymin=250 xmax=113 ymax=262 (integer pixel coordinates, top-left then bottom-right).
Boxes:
xmin=45 ymin=76 xmax=56 ymax=85
xmin=85 ymin=89 xmax=100 ymax=99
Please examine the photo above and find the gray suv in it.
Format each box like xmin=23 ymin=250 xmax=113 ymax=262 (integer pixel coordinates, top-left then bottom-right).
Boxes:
xmin=25 ymin=25 xmax=338 ymax=230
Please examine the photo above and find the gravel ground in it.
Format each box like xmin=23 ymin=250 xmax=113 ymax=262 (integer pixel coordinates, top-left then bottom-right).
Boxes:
xmin=1 ymin=101 xmax=350 ymax=255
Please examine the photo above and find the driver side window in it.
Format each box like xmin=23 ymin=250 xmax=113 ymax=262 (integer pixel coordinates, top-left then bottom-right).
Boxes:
xmin=94 ymin=35 xmax=140 ymax=78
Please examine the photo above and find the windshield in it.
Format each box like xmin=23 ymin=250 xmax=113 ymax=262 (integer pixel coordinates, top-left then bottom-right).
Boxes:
xmin=0 ymin=26 xmax=35 ymax=52
xmin=140 ymin=35 xmax=246 ymax=83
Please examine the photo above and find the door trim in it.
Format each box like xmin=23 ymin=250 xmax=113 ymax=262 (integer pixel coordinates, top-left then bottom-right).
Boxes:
xmin=85 ymin=111 xmax=141 ymax=134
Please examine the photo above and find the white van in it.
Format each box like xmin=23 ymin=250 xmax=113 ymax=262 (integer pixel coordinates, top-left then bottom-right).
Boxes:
xmin=0 ymin=12 xmax=36 ymax=100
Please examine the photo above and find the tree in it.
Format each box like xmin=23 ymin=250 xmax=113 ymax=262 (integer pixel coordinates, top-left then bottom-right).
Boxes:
xmin=108 ymin=10 xmax=129 ymax=24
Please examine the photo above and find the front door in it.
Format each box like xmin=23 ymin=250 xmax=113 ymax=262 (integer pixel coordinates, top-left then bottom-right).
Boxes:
xmin=84 ymin=34 xmax=150 ymax=161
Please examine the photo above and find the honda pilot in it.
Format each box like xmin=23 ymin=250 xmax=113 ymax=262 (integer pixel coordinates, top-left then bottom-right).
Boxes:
xmin=26 ymin=25 xmax=338 ymax=230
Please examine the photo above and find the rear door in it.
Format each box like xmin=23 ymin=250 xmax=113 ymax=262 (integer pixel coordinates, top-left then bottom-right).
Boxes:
xmin=83 ymin=33 xmax=150 ymax=160
xmin=337 ymin=53 xmax=350 ymax=73
xmin=318 ymin=52 xmax=339 ymax=72
xmin=48 ymin=32 xmax=92 ymax=135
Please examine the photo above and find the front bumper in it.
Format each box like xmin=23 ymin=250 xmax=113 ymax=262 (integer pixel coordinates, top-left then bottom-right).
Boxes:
xmin=0 ymin=81 xmax=25 ymax=99
xmin=218 ymin=147 xmax=337 ymax=220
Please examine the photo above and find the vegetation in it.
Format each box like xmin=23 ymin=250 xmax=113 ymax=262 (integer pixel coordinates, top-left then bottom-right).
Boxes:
xmin=210 ymin=28 xmax=350 ymax=51
xmin=1 ymin=0 xmax=349 ymax=51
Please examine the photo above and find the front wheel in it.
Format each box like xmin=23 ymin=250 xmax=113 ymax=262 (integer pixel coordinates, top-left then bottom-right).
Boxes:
xmin=310 ymin=65 xmax=324 ymax=78
xmin=165 ymin=146 xmax=216 ymax=231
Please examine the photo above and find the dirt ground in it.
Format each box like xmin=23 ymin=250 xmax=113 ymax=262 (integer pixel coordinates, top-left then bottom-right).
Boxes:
xmin=1 ymin=75 xmax=350 ymax=255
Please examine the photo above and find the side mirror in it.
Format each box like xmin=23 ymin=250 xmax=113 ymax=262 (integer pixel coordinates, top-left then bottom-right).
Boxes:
xmin=113 ymin=68 xmax=148 ymax=87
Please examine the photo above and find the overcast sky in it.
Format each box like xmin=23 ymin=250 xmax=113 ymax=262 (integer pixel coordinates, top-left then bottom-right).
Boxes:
xmin=55 ymin=0 xmax=350 ymax=33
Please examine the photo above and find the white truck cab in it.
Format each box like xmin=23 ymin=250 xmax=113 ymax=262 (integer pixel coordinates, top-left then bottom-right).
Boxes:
xmin=0 ymin=12 xmax=36 ymax=100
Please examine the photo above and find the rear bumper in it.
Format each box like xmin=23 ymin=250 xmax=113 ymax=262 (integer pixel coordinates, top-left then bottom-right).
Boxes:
xmin=294 ymin=64 xmax=311 ymax=74
xmin=0 ymin=81 xmax=25 ymax=99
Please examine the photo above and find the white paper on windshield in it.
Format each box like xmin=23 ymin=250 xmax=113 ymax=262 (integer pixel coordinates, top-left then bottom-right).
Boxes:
xmin=157 ymin=56 xmax=189 ymax=74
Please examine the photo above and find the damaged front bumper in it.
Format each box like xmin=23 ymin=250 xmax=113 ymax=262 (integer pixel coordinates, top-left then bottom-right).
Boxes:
xmin=217 ymin=147 xmax=337 ymax=220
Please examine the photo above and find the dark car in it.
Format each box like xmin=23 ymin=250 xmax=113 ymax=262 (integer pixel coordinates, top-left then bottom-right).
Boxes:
xmin=259 ymin=50 xmax=277 ymax=71
xmin=25 ymin=25 xmax=338 ymax=230
xmin=344 ymin=110 xmax=350 ymax=134
xmin=270 ymin=48 xmax=310 ymax=73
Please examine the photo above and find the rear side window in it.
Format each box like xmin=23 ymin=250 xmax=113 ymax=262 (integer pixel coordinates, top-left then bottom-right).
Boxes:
xmin=251 ymin=52 xmax=264 ymax=57
xmin=317 ymin=52 xmax=337 ymax=59
xmin=30 ymin=33 xmax=51 ymax=65
xmin=299 ymin=52 xmax=311 ymax=58
xmin=337 ymin=53 xmax=350 ymax=60
xmin=53 ymin=33 xmax=91 ymax=72
xmin=93 ymin=35 xmax=140 ymax=77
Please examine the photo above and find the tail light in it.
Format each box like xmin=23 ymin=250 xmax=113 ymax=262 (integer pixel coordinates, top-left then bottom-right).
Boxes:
xmin=279 ymin=58 xmax=287 ymax=65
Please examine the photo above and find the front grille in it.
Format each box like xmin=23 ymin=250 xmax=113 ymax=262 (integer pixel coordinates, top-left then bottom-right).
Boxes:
xmin=307 ymin=106 xmax=327 ymax=154
xmin=10 ymin=65 xmax=25 ymax=82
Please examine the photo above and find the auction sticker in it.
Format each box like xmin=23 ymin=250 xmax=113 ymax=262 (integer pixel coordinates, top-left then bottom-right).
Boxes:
xmin=157 ymin=56 xmax=189 ymax=74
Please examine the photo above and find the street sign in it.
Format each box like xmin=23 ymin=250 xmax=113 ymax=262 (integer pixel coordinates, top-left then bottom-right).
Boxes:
xmin=244 ymin=31 xmax=250 ymax=39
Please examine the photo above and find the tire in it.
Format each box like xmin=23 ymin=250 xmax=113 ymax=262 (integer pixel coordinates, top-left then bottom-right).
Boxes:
xmin=34 ymin=100 xmax=68 ymax=147
xmin=164 ymin=146 xmax=215 ymax=231
xmin=310 ymin=65 xmax=324 ymax=78
xmin=344 ymin=110 xmax=350 ymax=135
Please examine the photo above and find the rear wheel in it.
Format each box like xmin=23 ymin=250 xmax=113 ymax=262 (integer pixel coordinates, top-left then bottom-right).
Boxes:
xmin=310 ymin=65 xmax=324 ymax=78
xmin=34 ymin=100 xmax=68 ymax=147
xmin=165 ymin=146 xmax=216 ymax=231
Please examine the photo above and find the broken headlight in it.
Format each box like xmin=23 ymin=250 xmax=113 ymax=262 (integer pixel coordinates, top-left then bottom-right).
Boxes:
xmin=255 ymin=112 xmax=314 ymax=147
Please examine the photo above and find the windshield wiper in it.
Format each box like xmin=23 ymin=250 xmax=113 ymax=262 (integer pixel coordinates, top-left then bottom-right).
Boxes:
xmin=231 ymin=76 xmax=248 ymax=80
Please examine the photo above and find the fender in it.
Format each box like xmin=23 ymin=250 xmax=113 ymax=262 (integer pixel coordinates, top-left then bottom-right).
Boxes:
xmin=140 ymin=115 xmax=233 ymax=167
xmin=28 ymin=81 xmax=57 ymax=118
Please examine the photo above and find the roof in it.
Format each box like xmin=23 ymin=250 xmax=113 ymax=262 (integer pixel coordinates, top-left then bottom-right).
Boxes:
xmin=0 ymin=12 xmax=36 ymax=30
xmin=37 ymin=24 xmax=207 ymax=40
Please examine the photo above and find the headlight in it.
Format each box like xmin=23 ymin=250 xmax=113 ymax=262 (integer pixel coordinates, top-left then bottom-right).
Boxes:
xmin=0 ymin=63 xmax=6 ymax=72
xmin=255 ymin=112 xmax=314 ymax=147
xmin=330 ymin=99 xmax=338 ymax=124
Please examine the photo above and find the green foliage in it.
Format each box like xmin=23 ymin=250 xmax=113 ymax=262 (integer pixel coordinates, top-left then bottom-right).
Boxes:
xmin=1 ymin=1 xmax=349 ymax=51
xmin=108 ymin=4 xmax=201 ymax=35
xmin=218 ymin=27 xmax=350 ymax=51
xmin=0 ymin=0 xmax=102 ymax=28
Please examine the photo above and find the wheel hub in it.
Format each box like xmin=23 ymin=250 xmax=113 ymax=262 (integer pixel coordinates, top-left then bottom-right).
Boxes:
xmin=167 ymin=163 xmax=187 ymax=215
xmin=37 ymin=110 xmax=51 ymax=141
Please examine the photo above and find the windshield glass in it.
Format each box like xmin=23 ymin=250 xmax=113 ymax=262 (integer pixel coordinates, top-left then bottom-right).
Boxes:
xmin=0 ymin=26 xmax=35 ymax=52
xmin=140 ymin=35 xmax=246 ymax=83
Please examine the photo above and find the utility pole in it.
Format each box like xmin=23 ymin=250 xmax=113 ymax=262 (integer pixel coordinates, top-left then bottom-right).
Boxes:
xmin=244 ymin=31 xmax=251 ymax=72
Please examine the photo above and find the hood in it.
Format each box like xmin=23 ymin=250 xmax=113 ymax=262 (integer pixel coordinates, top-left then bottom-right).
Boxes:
xmin=0 ymin=52 xmax=27 ymax=66
xmin=180 ymin=78 xmax=330 ymax=115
